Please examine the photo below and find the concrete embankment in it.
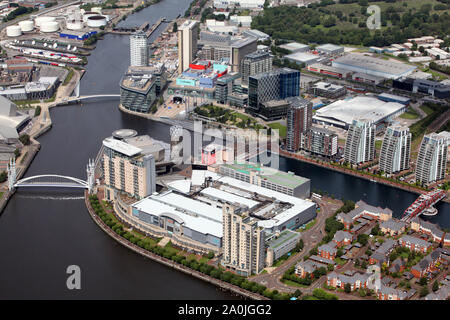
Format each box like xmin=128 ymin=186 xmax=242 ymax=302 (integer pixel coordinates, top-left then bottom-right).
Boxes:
xmin=279 ymin=150 xmax=450 ymax=202
xmin=84 ymin=192 xmax=268 ymax=300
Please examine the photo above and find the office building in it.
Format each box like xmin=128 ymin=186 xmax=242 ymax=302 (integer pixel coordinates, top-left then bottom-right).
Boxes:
xmin=230 ymin=37 xmax=258 ymax=72
xmin=286 ymin=97 xmax=312 ymax=152
xmin=198 ymin=31 xmax=232 ymax=61
xmin=415 ymin=131 xmax=450 ymax=184
xmin=393 ymin=78 xmax=450 ymax=99
xmin=379 ymin=126 xmax=411 ymax=174
xmin=222 ymin=202 xmax=266 ymax=276
xmin=310 ymin=81 xmax=346 ymax=99
xmin=178 ymin=20 xmax=199 ymax=73
xmin=0 ymin=95 xmax=30 ymax=144
xmin=102 ymin=134 xmax=157 ymax=200
xmin=302 ymin=126 xmax=338 ymax=158
xmin=258 ymin=99 xmax=290 ymax=121
xmin=265 ymin=229 xmax=301 ymax=267
xmin=130 ymin=31 xmax=148 ymax=67
xmin=248 ymin=68 xmax=300 ymax=112
xmin=120 ymin=66 xmax=158 ymax=113
xmin=344 ymin=120 xmax=375 ymax=164
xmin=240 ymin=50 xmax=273 ymax=85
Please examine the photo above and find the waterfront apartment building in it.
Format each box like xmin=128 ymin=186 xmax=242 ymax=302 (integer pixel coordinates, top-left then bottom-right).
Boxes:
xmin=415 ymin=131 xmax=450 ymax=184
xmin=286 ymin=97 xmax=312 ymax=152
xmin=120 ymin=66 xmax=157 ymax=113
xmin=240 ymin=50 xmax=273 ymax=85
xmin=178 ymin=20 xmax=199 ymax=73
xmin=379 ymin=126 xmax=411 ymax=174
xmin=302 ymin=126 xmax=338 ymax=158
xmin=222 ymin=203 xmax=265 ymax=276
xmin=130 ymin=31 xmax=148 ymax=67
xmin=248 ymin=68 xmax=300 ymax=113
xmin=219 ymin=162 xmax=311 ymax=198
xmin=344 ymin=120 xmax=375 ymax=164
xmin=102 ymin=137 xmax=156 ymax=200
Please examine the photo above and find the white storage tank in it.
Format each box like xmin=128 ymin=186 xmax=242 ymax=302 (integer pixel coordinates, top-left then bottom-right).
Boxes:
xmin=82 ymin=11 xmax=97 ymax=23
xmin=41 ymin=21 xmax=59 ymax=33
xmin=86 ymin=15 xmax=107 ymax=28
xmin=19 ymin=20 xmax=34 ymax=32
xmin=35 ymin=16 xmax=56 ymax=27
xmin=6 ymin=25 xmax=22 ymax=37
xmin=66 ymin=20 xmax=83 ymax=30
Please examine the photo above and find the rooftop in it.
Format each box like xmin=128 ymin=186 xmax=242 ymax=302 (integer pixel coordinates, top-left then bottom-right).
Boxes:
xmin=333 ymin=53 xmax=416 ymax=77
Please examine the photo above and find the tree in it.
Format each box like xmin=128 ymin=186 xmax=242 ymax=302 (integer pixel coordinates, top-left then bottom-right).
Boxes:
xmin=432 ymin=281 xmax=439 ymax=292
xmin=344 ymin=283 xmax=351 ymax=293
xmin=294 ymin=289 xmax=302 ymax=297
xmin=357 ymin=234 xmax=369 ymax=246
xmin=0 ymin=171 xmax=6 ymax=183
xmin=419 ymin=277 xmax=428 ymax=286
xmin=19 ymin=134 xmax=30 ymax=146
xmin=419 ymin=286 xmax=429 ymax=297
xmin=172 ymin=22 xmax=178 ymax=33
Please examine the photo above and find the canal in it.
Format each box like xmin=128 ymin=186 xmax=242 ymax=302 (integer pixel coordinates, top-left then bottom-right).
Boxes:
xmin=0 ymin=0 xmax=448 ymax=299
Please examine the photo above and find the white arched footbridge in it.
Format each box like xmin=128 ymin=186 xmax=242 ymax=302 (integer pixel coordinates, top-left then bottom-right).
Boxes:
xmin=7 ymin=159 xmax=96 ymax=193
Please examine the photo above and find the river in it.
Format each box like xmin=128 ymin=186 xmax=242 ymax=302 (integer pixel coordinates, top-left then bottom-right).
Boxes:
xmin=0 ymin=0 xmax=448 ymax=299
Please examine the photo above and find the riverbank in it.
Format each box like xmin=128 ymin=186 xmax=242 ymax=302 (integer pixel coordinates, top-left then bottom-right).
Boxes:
xmin=279 ymin=149 xmax=449 ymax=204
xmin=84 ymin=190 xmax=268 ymax=300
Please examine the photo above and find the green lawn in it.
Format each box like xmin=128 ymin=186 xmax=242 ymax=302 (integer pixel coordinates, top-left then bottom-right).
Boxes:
xmin=335 ymin=258 xmax=347 ymax=266
xmin=399 ymin=108 xmax=420 ymax=120
xmin=375 ymin=140 xmax=382 ymax=150
xmin=281 ymin=279 xmax=309 ymax=288
xmin=268 ymin=122 xmax=287 ymax=138
xmin=298 ymin=219 xmax=317 ymax=232
xmin=420 ymin=105 xmax=434 ymax=116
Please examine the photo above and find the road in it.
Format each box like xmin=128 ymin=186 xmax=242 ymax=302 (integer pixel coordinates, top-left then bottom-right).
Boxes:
xmin=249 ymin=197 xmax=342 ymax=293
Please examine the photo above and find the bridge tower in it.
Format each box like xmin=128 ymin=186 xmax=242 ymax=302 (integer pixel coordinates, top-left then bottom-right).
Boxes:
xmin=86 ymin=158 xmax=95 ymax=194
xmin=170 ymin=125 xmax=183 ymax=165
xmin=7 ymin=158 xmax=16 ymax=191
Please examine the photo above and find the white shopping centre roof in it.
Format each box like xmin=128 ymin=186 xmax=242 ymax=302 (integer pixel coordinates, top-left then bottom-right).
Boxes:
xmin=152 ymin=191 xmax=223 ymax=224
xmin=133 ymin=194 xmax=223 ymax=238
xmin=200 ymin=187 xmax=259 ymax=210
xmin=215 ymin=176 xmax=315 ymax=230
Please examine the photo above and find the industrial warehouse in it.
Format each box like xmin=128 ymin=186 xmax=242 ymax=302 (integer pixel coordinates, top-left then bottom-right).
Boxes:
xmin=332 ymin=53 xmax=417 ymax=79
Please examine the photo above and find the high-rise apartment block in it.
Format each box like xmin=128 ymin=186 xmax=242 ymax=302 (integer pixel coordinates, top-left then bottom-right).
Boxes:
xmin=130 ymin=31 xmax=148 ymax=67
xmin=302 ymin=126 xmax=338 ymax=158
xmin=379 ymin=126 xmax=411 ymax=174
xmin=286 ymin=97 xmax=312 ymax=152
xmin=222 ymin=203 xmax=265 ymax=277
xmin=415 ymin=131 xmax=449 ymax=184
xmin=248 ymin=68 xmax=300 ymax=112
xmin=178 ymin=20 xmax=199 ymax=73
xmin=240 ymin=50 xmax=273 ymax=85
xmin=102 ymin=136 xmax=156 ymax=200
xmin=344 ymin=120 xmax=375 ymax=164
